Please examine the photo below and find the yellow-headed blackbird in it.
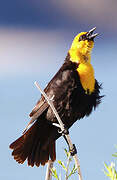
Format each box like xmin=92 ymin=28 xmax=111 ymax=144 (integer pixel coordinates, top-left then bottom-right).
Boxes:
xmin=10 ymin=27 xmax=103 ymax=167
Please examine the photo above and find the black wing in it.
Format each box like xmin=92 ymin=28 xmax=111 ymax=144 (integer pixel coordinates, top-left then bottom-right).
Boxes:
xmin=23 ymin=60 xmax=78 ymax=132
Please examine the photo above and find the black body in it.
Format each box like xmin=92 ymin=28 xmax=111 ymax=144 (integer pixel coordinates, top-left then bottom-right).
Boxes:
xmin=9 ymin=54 xmax=102 ymax=167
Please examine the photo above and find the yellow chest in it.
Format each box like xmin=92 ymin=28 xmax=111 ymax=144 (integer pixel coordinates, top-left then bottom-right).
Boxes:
xmin=77 ymin=63 xmax=95 ymax=94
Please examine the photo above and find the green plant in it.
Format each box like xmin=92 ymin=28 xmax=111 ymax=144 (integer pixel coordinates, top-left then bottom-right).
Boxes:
xmin=112 ymin=146 xmax=117 ymax=158
xmin=104 ymin=146 xmax=117 ymax=180
xmin=104 ymin=162 xmax=117 ymax=180
xmin=51 ymin=149 xmax=77 ymax=180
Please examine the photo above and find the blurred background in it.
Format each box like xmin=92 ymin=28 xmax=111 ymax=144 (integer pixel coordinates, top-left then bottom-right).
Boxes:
xmin=1 ymin=0 xmax=117 ymax=179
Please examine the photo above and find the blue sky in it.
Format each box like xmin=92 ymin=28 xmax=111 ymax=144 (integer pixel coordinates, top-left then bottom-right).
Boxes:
xmin=0 ymin=1 xmax=117 ymax=180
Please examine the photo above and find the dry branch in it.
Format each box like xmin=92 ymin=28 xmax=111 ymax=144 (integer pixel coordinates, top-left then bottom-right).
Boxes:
xmin=35 ymin=81 xmax=83 ymax=180
xmin=45 ymin=160 xmax=53 ymax=180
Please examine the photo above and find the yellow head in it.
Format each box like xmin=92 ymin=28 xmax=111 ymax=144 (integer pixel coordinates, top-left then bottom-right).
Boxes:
xmin=69 ymin=27 xmax=98 ymax=63
xmin=69 ymin=27 xmax=99 ymax=93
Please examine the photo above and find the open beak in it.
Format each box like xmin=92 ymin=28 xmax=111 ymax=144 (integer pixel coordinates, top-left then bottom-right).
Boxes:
xmin=86 ymin=27 xmax=99 ymax=41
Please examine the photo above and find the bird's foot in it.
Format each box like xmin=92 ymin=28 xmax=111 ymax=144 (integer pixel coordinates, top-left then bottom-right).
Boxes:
xmin=52 ymin=123 xmax=61 ymax=128
xmin=62 ymin=125 xmax=69 ymax=135
xmin=52 ymin=123 xmax=69 ymax=135
xmin=70 ymin=144 xmax=77 ymax=156
xmin=58 ymin=124 xmax=69 ymax=135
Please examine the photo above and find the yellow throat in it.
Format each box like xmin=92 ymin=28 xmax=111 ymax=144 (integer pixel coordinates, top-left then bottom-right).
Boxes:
xmin=77 ymin=62 xmax=95 ymax=94
xmin=69 ymin=32 xmax=95 ymax=94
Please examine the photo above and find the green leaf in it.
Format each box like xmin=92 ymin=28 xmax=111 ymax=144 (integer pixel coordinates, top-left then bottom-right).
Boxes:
xmin=68 ymin=164 xmax=77 ymax=178
xmin=51 ymin=167 xmax=60 ymax=180
xmin=58 ymin=160 xmax=67 ymax=171
xmin=104 ymin=162 xmax=117 ymax=180
xmin=112 ymin=152 xmax=117 ymax=158
xmin=64 ymin=148 xmax=70 ymax=158
xmin=112 ymin=145 xmax=117 ymax=158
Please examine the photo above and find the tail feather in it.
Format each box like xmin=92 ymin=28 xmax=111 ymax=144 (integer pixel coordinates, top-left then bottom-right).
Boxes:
xmin=34 ymin=141 xmax=41 ymax=167
xmin=9 ymin=119 xmax=57 ymax=167
xmin=39 ymin=148 xmax=49 ymax=166
xmin=28 ymin=133 xmax=40 ymax=167
xmin=10 ymin=136 xmax=24 ymax=149
xmin=49 ymin=141 xmax=56 ymax=161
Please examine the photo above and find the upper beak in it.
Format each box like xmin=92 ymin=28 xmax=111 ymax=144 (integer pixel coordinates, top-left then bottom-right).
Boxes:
xmin=86 ymin=27 xmax=99 ymax=41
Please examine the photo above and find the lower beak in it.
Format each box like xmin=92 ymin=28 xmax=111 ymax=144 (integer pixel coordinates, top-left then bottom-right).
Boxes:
xmin=87 ymin=27 xmax=99 ymax=41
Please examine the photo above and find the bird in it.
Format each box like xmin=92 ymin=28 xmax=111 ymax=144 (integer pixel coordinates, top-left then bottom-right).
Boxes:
xmin=9 ymin=27 xmax=103 ymax=167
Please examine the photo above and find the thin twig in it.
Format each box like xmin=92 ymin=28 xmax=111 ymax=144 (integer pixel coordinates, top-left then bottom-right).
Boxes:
xmin=45 ymin=160 xmax=53 ymax=180
xmin=65 ymin=153 xmax=71 ymax=180
xmin=35 ymin=81 xmax=83 ymax=180
xmin=73 ymin=154 xmax=82 ymax=180
xmin=34 ymin=82 xmax=66 ymax=133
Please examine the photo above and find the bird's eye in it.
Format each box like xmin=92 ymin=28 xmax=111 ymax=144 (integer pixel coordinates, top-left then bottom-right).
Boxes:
xmin=79 ymin=35 xmax=86 ymax=41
